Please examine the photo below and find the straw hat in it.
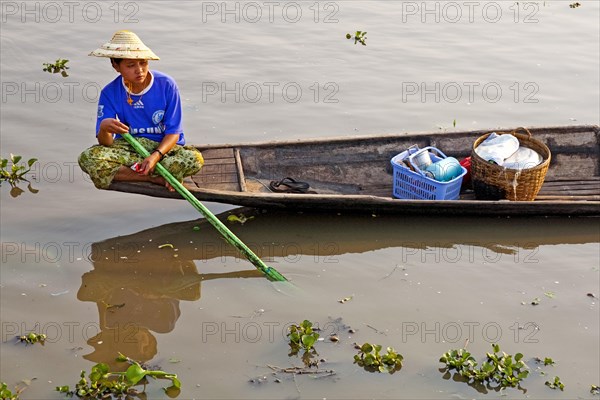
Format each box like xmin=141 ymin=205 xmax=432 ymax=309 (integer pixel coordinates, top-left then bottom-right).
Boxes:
xmin=89 ymin=30 xmax=159 ymax=60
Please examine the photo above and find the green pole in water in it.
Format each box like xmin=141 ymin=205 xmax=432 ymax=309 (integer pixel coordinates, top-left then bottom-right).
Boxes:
xmin=121 ymin=133 xmax=287 ymax=282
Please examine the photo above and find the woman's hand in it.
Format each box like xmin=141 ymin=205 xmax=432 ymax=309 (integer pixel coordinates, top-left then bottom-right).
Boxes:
xmin=136 ymin=133 xmax=178 ymax=175
xmin=138 ymin=152 xmax=175 ymax=191
xmin=138 ymin=151 xmax=161 ymax=175
xmin=97 ymin=118 xmax=129 ymax=146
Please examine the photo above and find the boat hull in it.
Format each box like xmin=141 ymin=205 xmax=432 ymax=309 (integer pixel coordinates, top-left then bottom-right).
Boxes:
xmin=109 ymin=125 xmax=600 ymax=217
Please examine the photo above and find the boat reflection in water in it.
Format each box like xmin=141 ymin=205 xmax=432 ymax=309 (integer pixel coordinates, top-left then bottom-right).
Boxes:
xmin=77 ymin=207 xmax=599 ymax=368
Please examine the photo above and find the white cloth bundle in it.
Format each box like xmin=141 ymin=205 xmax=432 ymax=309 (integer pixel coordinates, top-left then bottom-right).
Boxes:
xmin=503 ymin=146 xmax=543 ymax=170
xmin=474 ymin=133 xmax=519 ymax=165
xmin=475 ymin=132 xmax=542 ymax=170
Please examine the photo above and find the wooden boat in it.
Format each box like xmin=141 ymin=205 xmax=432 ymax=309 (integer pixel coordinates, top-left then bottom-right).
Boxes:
xmin=109 ymin=125 xmax=600 ymax=216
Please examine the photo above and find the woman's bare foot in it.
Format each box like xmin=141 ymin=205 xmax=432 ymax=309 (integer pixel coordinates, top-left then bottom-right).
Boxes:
xmin=113 ymin=166 xmax=178 ymax=192
xmin=151 ymin=176 xmax=176 ymax=192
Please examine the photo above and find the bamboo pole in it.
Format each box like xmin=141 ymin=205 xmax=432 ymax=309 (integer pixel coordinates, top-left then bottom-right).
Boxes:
xmin=121 ymin=133 xmax=287 ymax=282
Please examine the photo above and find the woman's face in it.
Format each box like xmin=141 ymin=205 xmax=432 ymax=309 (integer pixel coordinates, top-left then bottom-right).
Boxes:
xmin=113 ymin=59 xmax=149 ymax=85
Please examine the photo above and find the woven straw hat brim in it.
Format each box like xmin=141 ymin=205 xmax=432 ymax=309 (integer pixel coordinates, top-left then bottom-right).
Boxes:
xmin=89 ymin=30 xmax=159 ymax=60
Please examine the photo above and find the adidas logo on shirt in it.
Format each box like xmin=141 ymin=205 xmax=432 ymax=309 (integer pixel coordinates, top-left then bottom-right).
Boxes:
xmin=133 ymin=99 xmax=144 ymax=109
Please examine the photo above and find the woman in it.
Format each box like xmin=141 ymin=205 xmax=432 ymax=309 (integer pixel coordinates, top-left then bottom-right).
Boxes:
xmin=79 ymin=30 xmax=203 ymax=191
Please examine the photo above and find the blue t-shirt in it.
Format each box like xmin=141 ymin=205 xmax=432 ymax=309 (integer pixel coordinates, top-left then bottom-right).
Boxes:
xmin=96 ymin=70 xmax=185 ymax=145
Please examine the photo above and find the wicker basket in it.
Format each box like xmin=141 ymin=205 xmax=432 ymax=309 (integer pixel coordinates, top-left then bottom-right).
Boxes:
xmin=471 ymin=127 xmax=551 ymax=201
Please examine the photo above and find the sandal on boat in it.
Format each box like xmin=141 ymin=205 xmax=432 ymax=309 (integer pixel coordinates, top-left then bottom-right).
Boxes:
xmin=269 ymin=177 xmax=311 ymax=193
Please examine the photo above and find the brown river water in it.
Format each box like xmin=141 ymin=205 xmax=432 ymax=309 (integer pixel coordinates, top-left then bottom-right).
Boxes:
xmin=1 ymin=1 xmax=599 ymax=399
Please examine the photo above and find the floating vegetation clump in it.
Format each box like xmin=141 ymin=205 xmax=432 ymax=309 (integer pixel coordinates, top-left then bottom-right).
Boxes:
xmin=545 ymin=376 xmax=565 ymax=391
xmin=18 ymin=332 xmax=46 ymax=346
xmin=42 ymin=59 xmax=70 ymax=77
xmin=1 ymin=154 xmax=38 ymax=187
xmin=56 ymin=353 xmax=180 ymax=399
xmin=287 ymin=319 xmax=321 ymax=367
xmin=287 ymin=320 xmax=319 ymax=353
xmin=354 ymin=343 xmax=403 ymax=374
xmin=346 ymin=31 xmax=367 ymax=45
xmin=439 ymin=344 xmax=529 ymax=390
xmin=1 ymin=382 xmax=20 ymax=400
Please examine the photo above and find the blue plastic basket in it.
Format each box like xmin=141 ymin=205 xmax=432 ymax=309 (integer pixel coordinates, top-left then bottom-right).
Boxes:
xmin=391 ymin=146 xmax=467 ymax=200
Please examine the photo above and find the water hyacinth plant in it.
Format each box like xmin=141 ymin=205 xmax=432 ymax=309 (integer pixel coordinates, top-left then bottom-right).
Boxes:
xmin=545 ymin=376 xmax=565 ymax=391
xmin=1 ymin=382 xmax=20 ymax=400
xmin=439 ymin=344 xmax=529 ymax=390
xmin=1 ymin=154 xmax=37 ymax=186
xmin=287 ymin=320 xmax=320 ymax=352
xmin=354 ymin=343 xmax=403 ymax=374
xmin=1 ymin=153 xmax=39 ymax=197
xmin=18 ymin=332 xmax=46 ymax=346
xmin=346 ymin=31 xmax=367 ymax=45
xmin=56 ymin=353 xmax=181 ymax=399
xmin=42 ymin=58 xmax=70 ymax=77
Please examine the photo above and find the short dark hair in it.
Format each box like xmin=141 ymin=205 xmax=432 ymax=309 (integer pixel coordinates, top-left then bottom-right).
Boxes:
xmin=110 ymin=58 xmax=123 ymax=65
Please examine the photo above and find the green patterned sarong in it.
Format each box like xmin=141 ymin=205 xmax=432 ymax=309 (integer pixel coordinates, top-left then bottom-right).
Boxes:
xmin=78 ymin=137 xmax=204 ymax=189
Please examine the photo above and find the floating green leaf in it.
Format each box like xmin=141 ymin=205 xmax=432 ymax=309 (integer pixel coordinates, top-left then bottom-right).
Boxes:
xmin=301 ymin=335 xmax=316 ymax=349
xmin=125 ymin=363 xmax=146 ymax=385
xmin=89 ymin=363 xmax=109 ymax=382
xmin=169 ymin=376 xmax=181 ymax=389
xmin=11 ymin=154 xmax=22 ymax=164
xmin=227 ymin=213 xmax=254 ymax=225
xmin=361 ymin=343 xmax=373 ymax=353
